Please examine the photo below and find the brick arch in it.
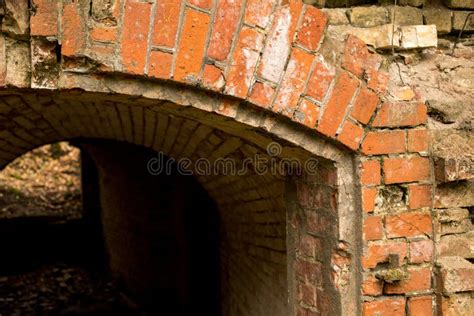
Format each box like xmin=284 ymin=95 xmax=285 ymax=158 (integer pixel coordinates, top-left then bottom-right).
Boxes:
xmin=0 ymin=0 xmax=436 ymax=314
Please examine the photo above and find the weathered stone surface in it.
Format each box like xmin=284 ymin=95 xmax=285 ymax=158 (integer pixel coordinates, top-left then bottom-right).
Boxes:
xmin=325 ymin=0 xmax=369 ymax=8
xmin=437 ymin=256 xmax=474 ymax=294
xmin=438 ymin=232 xmax=474 ymax=259
xmin=328 ymin=24 xmax=399 ymax=49
xmin=399 ymin=0 xmax=425 ymax=6
xmin=428 ymin=99 xmax=473 ymax=125
xmin=1 ymin=0 xmax=29 ymax=36
xmin=433 ymin=130 xmax=474 ymax=182
xmin=424 ymin=8 xmax=453 ymax=34
xmin=322 ymin=8 xmax=349 ymax=25
xmin=444 ymin=0 xmax=474 ymax=9
xmin=5 ymin=38 xmax=30 ymax=87
xmin=400 ymin=25 xmax=438 ymax=49
xmin=453 ymin=11 xmax=474 ymax=31
xmin=388 ymin=5 xmax=423 ymax=26
xmin=441 ymin=293 xmax=474 ymax=316
xmin=435 ymin=180 xmax=474 ymax=208
xmin=91 ymin=0 xmax=117 ymax=25
xmin=31 ymin=38 xmax=60 ymax=89
xmin=437 ymin=208 xmax=473 ymax=235
xmin=349 ymin=7 xmax=388 ymax=28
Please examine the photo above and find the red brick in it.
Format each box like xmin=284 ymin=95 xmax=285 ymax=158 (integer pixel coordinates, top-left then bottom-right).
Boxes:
xmin=257 ymin=0 xmax=303 ymax=82
xmin=225 ymin=27 xmax=264 ymax=98
xmin=306 ymin=59 xmax=335 ymax=102
xmin=409 ymin=239 xmax=433 ymax=264
xmin=362 ymin=241 xmax=408 ymax=270
xmin=31 ymin=0 xmax=58 ymax=36
xmin=317 ymin=72 xmax=359 ymax=137
xmin=273 ymin=48 xmax=314 ymax=117
xmin=296 ymin=6 xmax=327 ymax=51
xmin=248 ymin=82 xmax=275 ymax=108
xmin=408 ymin=129 xmax=429 ymax=153
xmin=361 ymin=131 xmax=406 ymax=155
xmin=372 ymin=102 xmax=427 ymax=127
xmin=408 ymin=296 xmax=433 ymax=316
xmin=148 ymin=51 xmax=173 ymax=79
xmin=363 ymin=298 xmax=406 ymax=316
xmin=408 ymin=184 xmax=432 ymax=209
xmin=152 ymin=0 xmax=182 ymax=47
xmin=362 ymin=275 xmax=383 ymax=296
xmin=207 ymin=0 xmax=243 ymax=61
xmin=383 ymin=156 xmax=431 ymax=184
xmin=295 ymin=99 xmax=320 ymax=128
xmin=364 ymin=216 xmax=383 ymax=241
xmin=350 ymin=88 xmax=380 ymax=125
xmin=342 ymin=35 xmax=382 ymax=78
xmin=202 ymin=64 xmax=225 ymax=90
xmin=297 ymin=283 xmax=317 ymax=306
xmin=295 ymin=259 xmax=323 ymax=286
xmin=361 ymin=160 xmax=381 ymax=186
xmin=337 ymin=120 xmax=364 ymax=150
xmin=385 ymin=268 xmax=431 ymax=294
xmin=385 ymin=211 xmax=432 ymax=238
xmin=175 ymin=9 xmax=210 ymax=82
xmin=244 ymin=0 xmax=274 ymax=29
xmin=188 ymin=0 xmax=212 ymax=10
xmin=90 ymin=27 xmax=118 ymax=42
xmin=62 ymin=3 xmax=86 ymax=57
xmin=121 ymin=1 xmax=153 ymax=74
xmin=365 ymin=68 xmax=389 ymax=95
xmin=298 ymin=235 xmax=322 ymax=259
xmin=362 ymin=187 xmax=378 ymax=213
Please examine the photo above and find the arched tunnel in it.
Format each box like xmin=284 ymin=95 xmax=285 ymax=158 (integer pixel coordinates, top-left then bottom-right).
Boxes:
xmin=0 ymin=88 xmax=357 ymax=315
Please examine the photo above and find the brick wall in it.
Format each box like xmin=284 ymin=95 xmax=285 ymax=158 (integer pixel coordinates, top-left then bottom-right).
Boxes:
xmin=0 ymin=0 xmax=472 ymax=314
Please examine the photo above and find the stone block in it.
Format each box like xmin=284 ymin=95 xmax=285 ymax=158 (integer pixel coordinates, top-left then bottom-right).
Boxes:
xmin=322 ymin=8 xmax=349 ymax=25
xmin=349 ymin=6 xmax=389 ymax=28
xmin=439 ymin=232 xmax=474 ymax=259
xmin=437 ymin=208 xmax=473 ymax=235
xmin=424 ymin=8 xmax=453 ymax=34
xmin=435 ymin=180 xmax=474 ymax=208
xmin=441 ymin=293 xmax=474 ymax=316
xmin=1 ymin=0 xmax=29 ymax=36
xmin=388 ymin=5 xmax=423 ymax=26
xmin=453 ymin=11 xmax=474 ymax=32
xmin=444 ymin=0 xmax=474 ymax=10
xmin=400 ymin=25 xmax=438 ymax=49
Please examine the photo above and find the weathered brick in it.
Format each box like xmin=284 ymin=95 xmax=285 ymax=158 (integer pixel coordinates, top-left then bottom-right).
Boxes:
xmin=188 ymin=0 xmax=212 ymax=10
xmin=248 ymin=82 xmax=275 ymax=108
xmin=258 ymin=0 xmax=303 ymax=82
xmin=408 ymin=296 xmax=433 ymax=316
xmin=62 ymin=2 xmax=86 ymax=57
xmin=317 ymin=72 xmax=359 ymax=137
xmin=361 ymin=160 xmax=381 ymax=186
xmin=306 ymin=59 xmax=335 ymax=102
xmin=350 ymin=87 xmax=380 ymax=125
xmin=362 ymin=275 xmax=383 ymax=296
xmin=152 ymin=0 xmax=182 ymax=48
xmin=295 ymin=259 xmax=323 ymax=286
xmin=408 ymin=129 xmax=429 ymax=153
xmin=90 ymin=27 xmax=118 ymax=42
xmin=202 ymin=64 xmax=225 ymax=90
xmin=408 ymin=184 xmax=432 ymax=209
xmin=148 ymin=51 xmax=173 ymax=79
xmin=337 ymin=120 xmax=364 ymax=150
xmin=31 ymin=0 xmax=59 ymax=36
xmin=438 ymin=209 xmax=472 ymax=236
xmin=440 ymin=293 xmax=474 ymax=316
xmin=0 ymin=35 xmax=5 ymax=87
xmin=363 ymin=297 xmax=406 ymax=316
xmin=207 ymin=0 xmax=243 ymax=61
xmin=372 ymin=102 xmax=427 ymax=128
xmin=362 ymin=241 xmax=408 ymax=270
xmin=362 ymin=131 xmax=406 ymax=155
xmin=121 ymin=1 xmax=152 ymax=74
xmin=175 ymin=9 xmax=210 ymax=82
xmin=244 ymin=0 xmax=274 ymax=29
xmin=297 ymin=282 xmax=317 ymax=306
xmin=437 ymin=256 xmax=474 ymax=294
xmin=385 ymin=268 xmax=431 ymax=294
xmin=273 ymin=48 xmax=314 ymax=117
xmin=296 ymin=6 xmax=327 ymax=51
xmin=386 ymin=211 xmax=432 ymax=238
xmin=342 ymin=35 xmax=382 ymax=78
xmin=383 ymin=156 xmax=431 ymax=184
xmin=225 ymin=27 xmax=264 ymax=98
xmin=409 ymin=239 xmax=433 ymax=264
xmin=362 ymin=187 xmax=378 ymax=213
xmin=294 ymin=99 xmax=320 ymax=128
xmin=364 ymin=216 xmax=383 ymax=241
xmin=365 ymin=68 xmax=389 ymax=95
